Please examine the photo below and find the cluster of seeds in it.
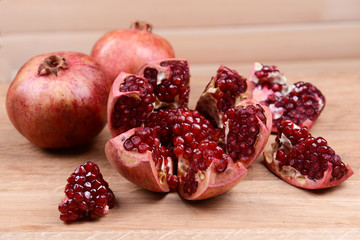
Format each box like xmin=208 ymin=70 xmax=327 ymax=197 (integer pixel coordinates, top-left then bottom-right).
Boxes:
xmin=224 ymin=104 xmax=266 ymax=162
xmin=58 ymin=161 xmax=115 ymax=223
xmin=123 ymin=108 xmax=226 ymax=195
xmin=182 ymin=139 xmax=229 ymax=195
xmin=124 ymin=127 xmax=171 ymax=171
xmin=212 ymin=66 xmax=248 ymax=113
xmin=143 ymin=60 xmax=190 ymax=105
xmin=112 ymin=75 xmax=155 ymax=132
xmin=254 ymin=64 xmax=280 ymax=82
xmin=274 ymin=82 xmax=325 ymax=127
xmin=275 ymin=120 xmax=349 ymax=181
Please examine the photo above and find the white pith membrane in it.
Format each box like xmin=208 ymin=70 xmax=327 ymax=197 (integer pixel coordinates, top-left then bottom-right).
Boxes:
xmin=196 ymin=79 xmax=224 ymax=128
xmin=265 ymin=123 xmax=308 ymax=185
xmin=252 ymin=63 xmax=289 ymax=121
xmin=196 ymin=76 xmax=249 ymax=129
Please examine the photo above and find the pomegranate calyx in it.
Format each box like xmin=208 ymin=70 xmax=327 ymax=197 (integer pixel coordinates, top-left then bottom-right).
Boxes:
xmin=38 ymin=55 xmax=69 ymax=76
xmin=130 ymin=21 xmax=153 ymax=33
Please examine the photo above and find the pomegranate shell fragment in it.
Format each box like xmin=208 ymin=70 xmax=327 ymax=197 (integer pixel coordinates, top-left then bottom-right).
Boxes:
xmin=105 ymin=128 xmax=172 ymax=193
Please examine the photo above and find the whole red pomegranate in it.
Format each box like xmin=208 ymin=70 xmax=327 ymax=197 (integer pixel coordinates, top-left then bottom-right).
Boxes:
xmin=91 ymin=21 xmax=175 ymax=82
xmin=105 ymin=61 xmax=271 ymax=200
xmin=6 ymin=52 xmax=111 ymax=148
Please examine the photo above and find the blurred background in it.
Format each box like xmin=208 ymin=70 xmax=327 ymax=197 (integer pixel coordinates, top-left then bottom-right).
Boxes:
xmin=1 ymin=0 xmax=360 ymax=82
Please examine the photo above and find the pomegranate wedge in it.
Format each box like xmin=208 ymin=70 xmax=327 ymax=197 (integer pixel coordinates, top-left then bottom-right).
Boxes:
xmin=264 ymin=120 xmax=353 ymax=189
xmin=196 ymin=65 xmax=272 ymax=168
xmin=249 ymin=62 xmax=326 ymax=132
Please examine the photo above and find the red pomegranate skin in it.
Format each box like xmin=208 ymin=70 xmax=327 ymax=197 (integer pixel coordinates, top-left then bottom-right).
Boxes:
xmin=6 ymin=52 xmax=111 ymax=149
xmin=91 ymin=24 xmax=175 ymax=82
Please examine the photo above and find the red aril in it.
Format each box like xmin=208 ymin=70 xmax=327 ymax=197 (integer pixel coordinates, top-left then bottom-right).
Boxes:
xmin=264 ymin=120 xmax=353 ymax=189
xmin=91 ymin=21 xmax=175 ymax=82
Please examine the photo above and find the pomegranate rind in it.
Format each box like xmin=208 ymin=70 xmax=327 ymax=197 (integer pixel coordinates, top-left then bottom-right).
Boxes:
xmin=91 ymin=25 xmax=175 ymax=82
xmin=264 ymin=151 xmax=354 ymax=189
xmin=105 ymin=128 xmax=170 ymax=193
xmin=177 ymin=158 xmax=247 ymax=200
xmin=225 ymin=98 xmax=272 ymax=168
xmin=137 ymin=58 xmax=190 ymax=109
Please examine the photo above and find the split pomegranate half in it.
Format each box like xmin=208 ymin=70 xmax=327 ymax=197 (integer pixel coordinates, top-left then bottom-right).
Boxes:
xmin=105 ymin=62 xmax=276 ymax=200
xmin=248 ymin=62 xmax=326 ymax=132
xmin=264 ymin=120 xmax=353 ymax=189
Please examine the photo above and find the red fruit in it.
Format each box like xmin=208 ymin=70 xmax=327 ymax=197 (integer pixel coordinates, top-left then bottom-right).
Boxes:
xmin=6 ymin=53 xmax=111 ymax=148
xmin=249 ymin=62 xmax=326 ymax=132
xmin=196 ymin=66 xmax=272 ymax=167
xmin=58 ymin=161 xmax=115 ymax=223
xmin=264 ymin=120 xmax=353 ymax=189
xmin=91 ymin=21 xmax=175 ymax=82
xmin=107 ymin=59 xmax=190 ymax=137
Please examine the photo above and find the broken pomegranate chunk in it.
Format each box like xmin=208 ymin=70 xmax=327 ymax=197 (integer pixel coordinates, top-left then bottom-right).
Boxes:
xmin=249 ymin=62 xmax=326 ymax=132
xmin=264 ymin=120 xmax=353 ymax=189
xmin=196 ymin=66 xmax=272 ymax=168
xmin=58 ymin=161 xmax=115 ymax=223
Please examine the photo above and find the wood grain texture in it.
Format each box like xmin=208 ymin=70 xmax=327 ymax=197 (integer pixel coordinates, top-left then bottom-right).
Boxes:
xmin=0 ymin=61 xmax=359 ymax=239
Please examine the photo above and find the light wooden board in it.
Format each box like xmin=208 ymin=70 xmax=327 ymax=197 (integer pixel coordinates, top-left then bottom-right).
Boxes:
xmin=0 ymin=61 xmax=359 ymax=239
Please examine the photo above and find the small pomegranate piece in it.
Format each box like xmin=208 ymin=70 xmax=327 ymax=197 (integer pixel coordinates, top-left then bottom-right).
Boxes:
xmin=6 ymin=52 xmax=111 ymax=148
xmin=58 ymin=161 xmax=115 ymax=223
xmin=222 ymin=99 xmax=272 ymax=167
xmin=91 ymin=21 xmax=175 ymax=82
xmin=264 ymin=120 xmax=354 ymax=189
xmin=249 ymin=62 xmax=326 ymax=132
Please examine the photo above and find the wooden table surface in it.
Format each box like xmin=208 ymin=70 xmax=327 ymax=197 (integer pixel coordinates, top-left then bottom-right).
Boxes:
xmin=0 ymin=59 xmax=359 ymax=239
